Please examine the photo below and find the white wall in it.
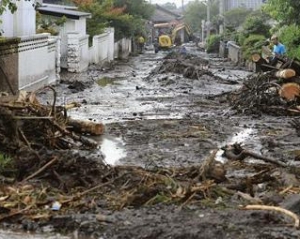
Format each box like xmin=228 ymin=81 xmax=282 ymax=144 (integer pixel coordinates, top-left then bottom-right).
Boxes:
xmin=227 ymin=41 xmax=241 ymax=64
xmin=75 ymin=18 xmax=87 ymax=36
xmin=79 ymin=35 xmax=89 ymax=72
xmin=18 ymin=34 xmax=58 ymax=91
xmin=67 ymin=32 xmax=89 ymax=72
xmin=91 ymin=33 xmax=109 ymax=64
xmin=0 ymin=0 xmax=36 ymax=37
xmin=114 ymin=38 xmax=132 ymax=60
xmin=15 ymin=0 xmax=36 ymax=37
xmin=107 ymin=28 xmax=115 ymax=61
xmin=1 ymin=9 xmax=14 ymax=37
xmin=60 ymin=20 xmax=76 ymax=68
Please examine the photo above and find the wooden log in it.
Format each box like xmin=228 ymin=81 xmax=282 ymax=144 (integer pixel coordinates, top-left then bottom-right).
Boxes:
xmin=279 ymin=83 xmax=300 ymax=101
xmin=275 ymin=69 xmax=296 ymax=79
xmin=67 ymin=118 xmax=104 ymax=135
xmin=251 ymin=53 xmax=261 ymax=63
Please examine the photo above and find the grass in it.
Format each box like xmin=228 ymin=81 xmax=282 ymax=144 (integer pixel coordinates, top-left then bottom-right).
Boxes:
xmin=0 ymin=153 xmax=14 ymax=172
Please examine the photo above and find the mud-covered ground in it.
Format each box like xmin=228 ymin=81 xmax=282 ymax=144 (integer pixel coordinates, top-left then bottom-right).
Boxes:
xmin=2 ymin=45 xmax=300 ymax=238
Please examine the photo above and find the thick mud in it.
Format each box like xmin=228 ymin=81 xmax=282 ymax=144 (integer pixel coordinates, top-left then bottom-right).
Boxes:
xmin=3 ymin=46 xmax=300 ymax=238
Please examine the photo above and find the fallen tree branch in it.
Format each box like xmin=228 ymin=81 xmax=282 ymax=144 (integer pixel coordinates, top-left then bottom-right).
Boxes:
xmin=222 ymin=144 xmax=287 ymax=167
xmin=21 ymin=157 xmax=58 ymax=182
xmin=240 ymin=204 xmax=299 ymax=228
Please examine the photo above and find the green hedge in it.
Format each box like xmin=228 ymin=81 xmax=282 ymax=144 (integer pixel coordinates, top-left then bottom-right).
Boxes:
xmin=241 ymin=34 xmax=266 ymax=60
xmin=206 ymin=34 xmax=221 ymax=53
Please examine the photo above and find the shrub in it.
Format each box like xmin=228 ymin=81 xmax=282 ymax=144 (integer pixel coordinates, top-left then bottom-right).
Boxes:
xmin=241 ymin=34 xmax=266 ymax=60
xmin=278 ymin=24 xmax=300 ymax=59
xmin=206 ymin=34 xmax=221 ymax=53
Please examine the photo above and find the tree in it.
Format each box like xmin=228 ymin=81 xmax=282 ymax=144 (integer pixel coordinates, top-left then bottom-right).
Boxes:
xmin=224 ymin=7 xmax=252 ymax=30
xmin=74 ymin=0 xmax=154 ymax=41
xmin=113 ymin=0 xmax=154 ymax=19
xmin=263 ymin=0 xmax=300 ymax=25
xmin=184 ymin=0 xmax=219 ymax=34
xmin=161 ymin=2 xmax=177 ymax=10
xmin=0 ymin=0 xmax=17 ymax=16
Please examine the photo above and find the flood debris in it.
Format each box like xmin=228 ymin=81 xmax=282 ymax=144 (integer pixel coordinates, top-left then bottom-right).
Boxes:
xmin=221 ymin=143 xmax=287 ymax=167
xmin=228 ymin=71 xmax=300 ymax=115
xmin=240 ymin=205 xmax=299 ymax=228
xmin=148 ymin=52 xmax=213 ymax=80
xmin=0 ymin=87 xmax=102 ymax=154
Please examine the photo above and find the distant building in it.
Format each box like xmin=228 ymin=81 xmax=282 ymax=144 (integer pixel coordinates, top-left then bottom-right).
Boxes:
xmin=223 ymin=0 xmax=265 ymax=11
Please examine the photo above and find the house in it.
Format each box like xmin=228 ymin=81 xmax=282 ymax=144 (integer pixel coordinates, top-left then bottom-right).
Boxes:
xmin=151 ymin=4 xmax=182 ymax=25
xmin=0 ymin=0 xmax=58 ymax=93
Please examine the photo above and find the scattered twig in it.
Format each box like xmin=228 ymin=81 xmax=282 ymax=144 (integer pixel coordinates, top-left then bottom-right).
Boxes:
xmin=240 ymin=205 xmax=299 ymax=228
xmin=236 ymin=191 xmax=263 ymax=204
xmin=279 ymin=185 xmax=294 ymax=195
xmin=21 ymin=157 xmax=58 ymax=182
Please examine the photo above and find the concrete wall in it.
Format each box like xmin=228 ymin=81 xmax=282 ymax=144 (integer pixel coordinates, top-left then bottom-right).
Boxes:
xmin=114 ymin=38 xmax=132 ymax=60
xmin=227 ymin=41 xmax=241 ymax=64
xmin=0 ymin=34 xmax=58 ymax=93
xmin=90 ymin=33 xmax=109 ymax=64
xmin=0 ymin=0 xmax=36 ymax=37
xmin=67 ymin=31 xmax=89 ymax=73
xmin=0 ymin=39 xmax=19 ymax=94
xmin=18 ymin=34 xmax=58 ymax=91
xmin=89 ymin=28 xmax=116 ymax=65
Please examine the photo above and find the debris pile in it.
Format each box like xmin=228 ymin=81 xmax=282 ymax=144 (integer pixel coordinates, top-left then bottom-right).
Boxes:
xmin=149 ymin=52 xmax=213 ymax=80
xmin=229 ymin=70 xmax=300 ymax=116
xmin=0 ymin=87 xmax=103 ymax=154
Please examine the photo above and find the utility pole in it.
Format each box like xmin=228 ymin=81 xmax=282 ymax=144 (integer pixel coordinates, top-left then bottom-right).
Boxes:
xmin=206 ymin=0 xmax=211 ymax=39
xmin=182 ymin=0 xmax=184 ymax=12
xmin=219 ymin=0 xmax=224 ymax=34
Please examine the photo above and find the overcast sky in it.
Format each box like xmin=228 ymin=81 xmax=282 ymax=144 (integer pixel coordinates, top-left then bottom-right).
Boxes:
xmin=147 ymin=0 xmax=195 ymax=8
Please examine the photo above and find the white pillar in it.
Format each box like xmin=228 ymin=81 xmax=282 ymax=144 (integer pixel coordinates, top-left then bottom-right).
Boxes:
xmin=15 ymin=0 xmax=36 ymax=37
xmin=0 ymin=0 xmax=36 ymax=37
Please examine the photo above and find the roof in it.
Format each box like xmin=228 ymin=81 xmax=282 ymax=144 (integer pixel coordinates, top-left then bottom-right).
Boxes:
xmin=151 ymin=4 xmax=182 ymax=23
xmin=37 ymin=6 xmax=91 ymax=20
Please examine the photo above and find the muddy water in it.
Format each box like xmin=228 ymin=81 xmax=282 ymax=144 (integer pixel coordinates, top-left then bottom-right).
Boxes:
xmin=53 ymin=48 xmax=254 ymax=168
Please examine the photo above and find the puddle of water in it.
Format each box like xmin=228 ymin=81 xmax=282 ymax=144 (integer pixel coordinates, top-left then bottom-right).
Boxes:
xmin=215 ymin=128 xmax=255 ymax=163
xmin=96 ymin=77 xmax=120 ymax=87
xmin=95 ymin=136 xmax=126 ymax=165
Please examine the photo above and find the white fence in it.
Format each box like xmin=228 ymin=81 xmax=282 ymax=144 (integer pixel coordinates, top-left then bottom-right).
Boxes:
xmin=89 ymin=28 xmax=115 ymax=65
xmin=114 ymin=38 xmax=132 ymax=59
xmin=18 ymin=34 xmax=58 ymax=91
xmin=0 ymin=28 xmax=133 ymax=93
xmin=66 ymin=32 xmax=89 ymax=73
xmin=227 ymin=41 xmax=241 ymax=64
xmin=0 ymin=33 xmax=58 ymax=93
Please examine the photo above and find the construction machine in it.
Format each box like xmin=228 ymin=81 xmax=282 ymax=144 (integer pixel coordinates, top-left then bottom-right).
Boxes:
xmin=153 ymin=22 xmax=192 ymax=51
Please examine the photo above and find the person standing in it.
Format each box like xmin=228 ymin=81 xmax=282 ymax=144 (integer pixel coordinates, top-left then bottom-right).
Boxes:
xmin=137 ymin=36 xmax=145 ymax=54
xmin=270 ymin=34 xmax=286 ymax=65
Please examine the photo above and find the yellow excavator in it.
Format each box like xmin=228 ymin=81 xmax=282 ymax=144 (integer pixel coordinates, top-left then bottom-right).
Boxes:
xmin=154 ymin=22 xmax=192 ymax=50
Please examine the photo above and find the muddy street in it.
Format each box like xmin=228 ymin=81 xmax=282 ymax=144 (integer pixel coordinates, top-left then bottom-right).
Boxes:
xmin=2 ymin=46 xmax=300 ymax=239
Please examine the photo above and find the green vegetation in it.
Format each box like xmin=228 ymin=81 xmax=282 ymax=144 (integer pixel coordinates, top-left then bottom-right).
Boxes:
xmin=36 ymin=14 xmax=67 ymax=36
xmin=223 ymin=7 xmax=252 ymax=30
xmin=260 ymin=0 xmax=300 ymax=58
xmin=0 ymin=153 xmax=14 ymax=174
xmin=262 ymin=0 xmax=300 ymax=25
xmin=206 ymin=34 xmax=221 ymax=53
xmin=241 ymin=34 xmax=266 ymax=60
xmin=183 ymin=0 xmax=219 ymax=37
xmin=278 ymin=24 xmax=300 ymax=58
xmin=75 ymin=0 xmax=154 ymax=42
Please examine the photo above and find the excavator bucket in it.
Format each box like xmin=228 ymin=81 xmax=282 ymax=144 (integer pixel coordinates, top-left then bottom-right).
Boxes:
xmin=159 ymin=35 xmax=172 ymax=48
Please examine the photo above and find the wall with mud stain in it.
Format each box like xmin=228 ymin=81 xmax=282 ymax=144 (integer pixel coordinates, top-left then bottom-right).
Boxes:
xmin=0 ymin=39 xmax=19 ymax=94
